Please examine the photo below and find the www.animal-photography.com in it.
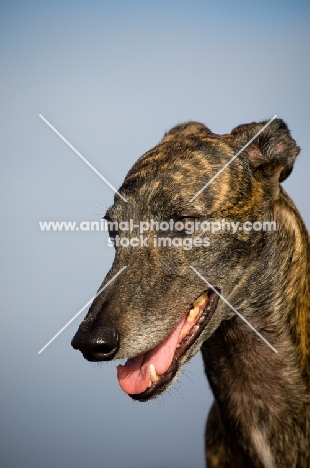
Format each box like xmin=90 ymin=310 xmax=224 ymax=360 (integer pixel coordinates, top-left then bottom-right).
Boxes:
xmin=1 ymin=1 xmax=309 ymax=467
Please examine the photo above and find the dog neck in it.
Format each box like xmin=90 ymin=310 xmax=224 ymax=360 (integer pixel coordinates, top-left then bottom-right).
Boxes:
xmin=201 ymin=244 xmax=310 ymax=467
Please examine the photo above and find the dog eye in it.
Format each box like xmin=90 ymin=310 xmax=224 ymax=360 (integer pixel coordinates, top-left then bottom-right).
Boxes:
xmin=173 ymin=217 xmax=198 ymax=233
xmin=108 ymin=230 xmax=118 ymax=240
xmin=103 ymin=215 xmax=118 ymax=239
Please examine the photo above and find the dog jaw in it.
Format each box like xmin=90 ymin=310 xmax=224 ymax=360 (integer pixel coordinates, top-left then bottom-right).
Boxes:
xmin=117 ymin=290 xmax=219 ymax=401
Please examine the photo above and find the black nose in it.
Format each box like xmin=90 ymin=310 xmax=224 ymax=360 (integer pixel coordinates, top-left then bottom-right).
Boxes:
xmin=71 ymin=326 xmax=120 ymax=361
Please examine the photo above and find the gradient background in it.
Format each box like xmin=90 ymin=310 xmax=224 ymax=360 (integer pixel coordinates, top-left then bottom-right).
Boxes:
xmin=1 ymin=1 xmax=309 ymax=467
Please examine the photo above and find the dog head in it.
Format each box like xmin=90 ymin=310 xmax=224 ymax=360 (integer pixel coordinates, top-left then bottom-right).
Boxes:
xmin=72 ymin=118 xmax=299 ymax=400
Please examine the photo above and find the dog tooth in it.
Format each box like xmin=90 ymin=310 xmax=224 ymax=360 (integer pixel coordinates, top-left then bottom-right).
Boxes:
xmin=187 ymin=309 xmax=195 ymax=323
xmin=179 ymin=326 xmax=188 ymax=341
xmin=150 ymin=364 xmax=160 ymax=383
xmin=187 ymin=306 xmax=200 ymax=323
xmin=148 ymin=380 xmax=152 ymax=388
xmin=193 ymin=292 xmax=208 ymax=308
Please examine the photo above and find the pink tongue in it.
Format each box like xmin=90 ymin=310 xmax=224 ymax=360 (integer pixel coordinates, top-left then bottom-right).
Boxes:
xmin=117 ymin=315 xmax=186 ymax=395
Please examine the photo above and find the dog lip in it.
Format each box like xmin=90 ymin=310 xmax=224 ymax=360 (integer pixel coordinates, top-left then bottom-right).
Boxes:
xmin=129 ymin=363 xmax=177 ymax=402
xmin=129 ymin=288 xmax=220 ymax=401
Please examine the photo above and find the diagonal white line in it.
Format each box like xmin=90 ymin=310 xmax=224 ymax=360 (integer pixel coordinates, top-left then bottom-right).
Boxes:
xmin=39 ymin=114 xmax=128 ymax=203
xmin=38 ymin=266 xmax=127 ymax=354
xmin=190 ymin=266 xmax=278 ymax=353
xmin=190 ymin=115 xmax=277 ymax=202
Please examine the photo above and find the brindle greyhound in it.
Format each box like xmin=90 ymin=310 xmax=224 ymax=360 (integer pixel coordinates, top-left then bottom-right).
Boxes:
xmin=72 ymin=118 xmax=310 ymax=467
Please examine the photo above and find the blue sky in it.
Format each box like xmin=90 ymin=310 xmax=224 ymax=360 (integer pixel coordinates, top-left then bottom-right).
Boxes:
xmin=1 ymin=1 xmax=309 ymax=467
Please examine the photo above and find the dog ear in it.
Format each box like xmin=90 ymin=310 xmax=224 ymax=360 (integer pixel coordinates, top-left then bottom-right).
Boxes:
xmin=162 ymin=121 xmax=212 ymax=143
xmin=230 ymin=118 xmax=300 ymax=182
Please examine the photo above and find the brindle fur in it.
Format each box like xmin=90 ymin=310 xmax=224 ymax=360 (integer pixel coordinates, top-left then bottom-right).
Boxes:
xmin=73 ymin=119 xmax=310 ymax=467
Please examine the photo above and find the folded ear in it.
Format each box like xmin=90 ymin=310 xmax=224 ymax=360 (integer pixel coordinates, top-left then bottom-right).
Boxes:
xmin=162 ymin=121 xmax=212 ymax=143
xmin=230 ymin=118 xmax=300 ymax=182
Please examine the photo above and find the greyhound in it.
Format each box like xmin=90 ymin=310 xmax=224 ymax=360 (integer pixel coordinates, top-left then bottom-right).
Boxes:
xmin=72 ymin=118 xmax=310 ymax=467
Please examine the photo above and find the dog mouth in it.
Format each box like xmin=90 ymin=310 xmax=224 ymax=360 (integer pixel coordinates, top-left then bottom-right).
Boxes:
xmin=117 ymin=288 xmax=219 ymax=401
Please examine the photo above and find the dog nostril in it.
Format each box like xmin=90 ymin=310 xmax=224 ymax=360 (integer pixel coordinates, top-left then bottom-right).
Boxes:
xmin=71 ymin=327 xmax=119 ymax=361
xmin=93 ymin=342 xmax=116 ymax=355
